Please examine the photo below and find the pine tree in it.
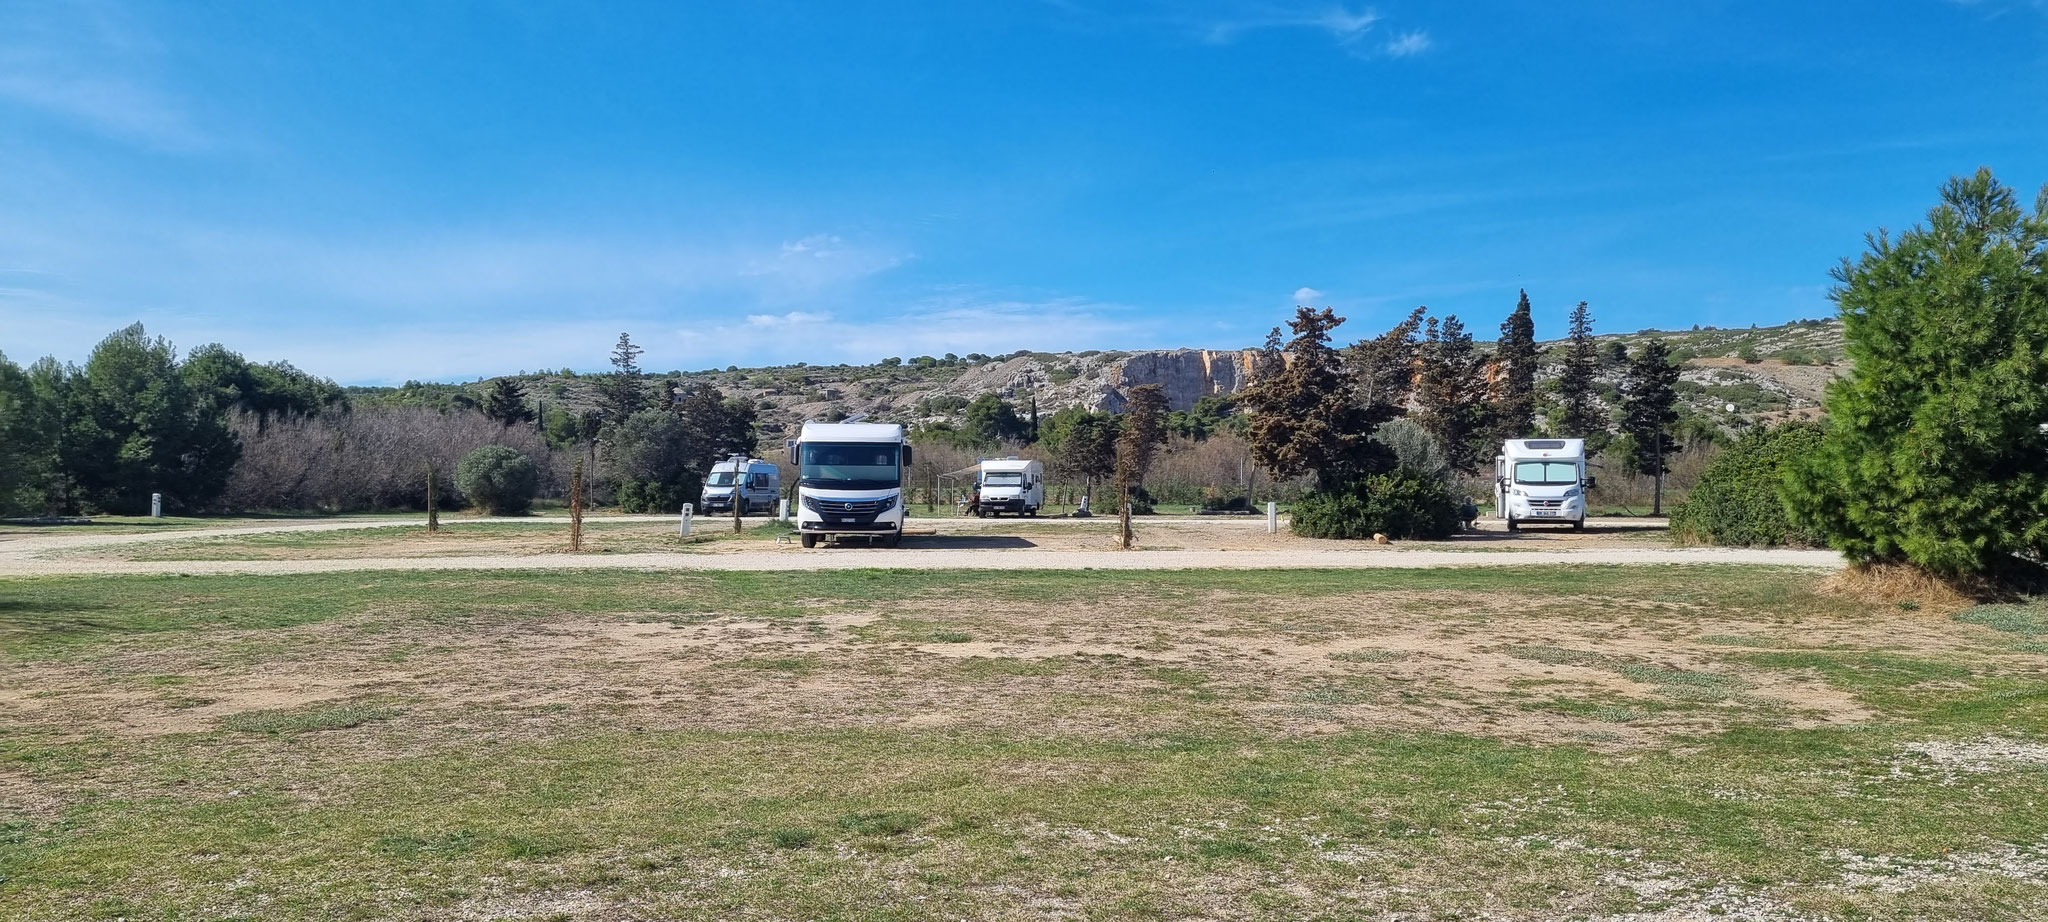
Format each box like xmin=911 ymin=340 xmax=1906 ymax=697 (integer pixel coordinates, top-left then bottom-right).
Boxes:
xmin=1784 ymin=169 xmax=2048 ymax=577
xmin=1238 ymin=307 xmax=1381 ymax=489
xmin=1414 ymin=314 xmax=1489 ymax=474
xmin=1619 ymin=339 xmax=1682 ymax=514
xmin=1492 ymin=290 xmax=1538 ymax=439
xmin=1557 ymin=301 xmax=1605 ymax=452
xmin=1345 ymin=306 xmax=1425 ymax=414
xmin=482 ymin=377 xmax=533 ymax=427
xmin=598 ymin=333 xmax=647 ymax=423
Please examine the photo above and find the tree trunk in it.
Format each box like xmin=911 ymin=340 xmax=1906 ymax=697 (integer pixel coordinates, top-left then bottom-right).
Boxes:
xmin=570 ymin=458 xmax=585 ymax=551
xmin=425 ymin=465 xmax=440 ymax=533
xmin=1651 ymin=431 xmax=1664 ymax=516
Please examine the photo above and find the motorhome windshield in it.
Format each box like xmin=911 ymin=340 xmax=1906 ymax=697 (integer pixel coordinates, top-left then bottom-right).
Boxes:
xmin=706 ymin=472 xmax=737 ymax=486
xmin=1514 ymin=461 xmax=1580 ymax=486
xmin=982 ymin=472 xmax=1024 ymax=487
xmin=799 ymin=443 xmax=902 ymax=490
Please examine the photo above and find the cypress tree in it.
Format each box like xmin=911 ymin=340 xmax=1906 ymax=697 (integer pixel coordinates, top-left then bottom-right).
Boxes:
xmin=1557 ymin=301 xmax=1605 ymax=451
xmin=1414 ymin=314 xmax=1488 ymax=474
xmin=1492 ymin=290 xmax=1537 ymax=439
xmin=1619 ymin=339 xmax=1682 ymax=514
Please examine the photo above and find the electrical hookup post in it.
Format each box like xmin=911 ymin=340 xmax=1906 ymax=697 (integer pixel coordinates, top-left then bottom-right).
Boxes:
xmin=679 ymin=504 xmax=693 ymax=538
xmin=151 ymin=493 xmax=162 ymax=518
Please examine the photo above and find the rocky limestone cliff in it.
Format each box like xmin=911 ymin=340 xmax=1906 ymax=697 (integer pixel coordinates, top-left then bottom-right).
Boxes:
xmin=1091 ymin=349 xmax=1260 ymax=412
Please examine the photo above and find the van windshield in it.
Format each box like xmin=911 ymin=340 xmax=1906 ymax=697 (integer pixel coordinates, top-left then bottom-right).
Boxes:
xmin=982 ymin=472 xmax=1024 ymax=487
xmin=706 ymin=472 xmax=737 ymax=486
xmin=800 ymin=443 xmax=902 ymax=491
xmin=1514 ymin=461 xmax=1580 ymax=486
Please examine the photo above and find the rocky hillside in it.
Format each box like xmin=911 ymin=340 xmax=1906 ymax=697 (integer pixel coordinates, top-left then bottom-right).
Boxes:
xmin=358 ymin=317 xmax=1845 ymax=439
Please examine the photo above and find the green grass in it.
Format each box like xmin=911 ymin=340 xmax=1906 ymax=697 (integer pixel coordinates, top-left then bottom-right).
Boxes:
xmin=2 ymin=566 xmax=2046 ymax=919
xmin=217 ymin=702 xmax=397 ymax=735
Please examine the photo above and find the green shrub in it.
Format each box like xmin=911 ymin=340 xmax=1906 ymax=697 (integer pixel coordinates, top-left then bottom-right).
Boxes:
xmin=1668 ymin=422 xmax=1823 ymax=547
xmin=1291 ymin=468 xmax=1459 ymax=540
xmin=455 ymin=445 xmax=538 ymax=515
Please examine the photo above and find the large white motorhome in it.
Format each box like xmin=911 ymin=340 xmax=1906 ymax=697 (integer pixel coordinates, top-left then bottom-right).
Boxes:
xmin=788 ymin=421 xmax=913 ymax=548
xmin=1494 ymin=438 xmax=1595 ymax=531
xmin=973 ymin=457 xmax=1044 ymax=517
xmin=700 ymin=456 xmax=781 ymax=516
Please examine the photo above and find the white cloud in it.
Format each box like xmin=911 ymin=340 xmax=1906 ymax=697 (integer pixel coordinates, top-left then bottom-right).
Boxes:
xmin=1293 ymin=286 xmax=1325 ymax=303
xmin=1202 ymin=5 xmax=1381 ymax=45
xmin=1382 ymin=30 xmax=1431 ymax=57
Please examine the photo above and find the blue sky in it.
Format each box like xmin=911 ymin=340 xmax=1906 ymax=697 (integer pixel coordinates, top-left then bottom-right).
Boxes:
xmin=3 ymin=1 xmax=2045 ymax=384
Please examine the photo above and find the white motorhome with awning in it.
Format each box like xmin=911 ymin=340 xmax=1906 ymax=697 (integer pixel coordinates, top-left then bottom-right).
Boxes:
xmin=788 ymin=421 xmax=912 ymax=548
xmin=1495 ymin=438 xmax=1594 ymax=531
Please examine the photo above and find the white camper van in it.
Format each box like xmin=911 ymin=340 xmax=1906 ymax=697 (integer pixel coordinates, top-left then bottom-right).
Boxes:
xmin=973 ymin=457 xmax=1044 ymax=517
xmin=1494 ymin=438 xmax=1595 ymax=531
xmin=700 ymin=456 xmax=781 ymax=516
xmin=789 ymin=421 xmax=913 ymax=548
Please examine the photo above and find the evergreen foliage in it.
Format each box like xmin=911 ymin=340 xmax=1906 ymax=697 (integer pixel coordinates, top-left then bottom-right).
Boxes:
xmin=1492 ymin=290 xmax=1538 ymax=439
xmin=1344 ymin=306 xmax=1424 ymax=414
xmin=482 ymin=377 xmax=534 ymax=427
xmin=1239 ymin=307 xmax=1385 ymax=489
xmin=454 ymin=444 xmax=538 ymax=515
xmin=1669 ymin=423 xmax=1824 ymax=547
xmin=599 ymin=332 xmax=648 ymax=423
xmin=1784 ymin=169 xmax=2048 ymax=576
xmin=1289 ymin=469 xmax=1460 ymax=541
xmin=1619 ymin=339 xmax=1682 ymax=478
xmin=62 ymin=325 xmax=241 ymax=514
xmin=1557 ymin=301 xmax=1606 ymax=451
xmin=1414 ymin=314 xmax=1489 ymax=474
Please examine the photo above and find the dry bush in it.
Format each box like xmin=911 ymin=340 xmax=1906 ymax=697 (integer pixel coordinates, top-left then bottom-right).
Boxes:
xmin=220 ymin=408 xmax=567 ymax=512
xmin=1818 ymin=563 xmax=1978 ymax=611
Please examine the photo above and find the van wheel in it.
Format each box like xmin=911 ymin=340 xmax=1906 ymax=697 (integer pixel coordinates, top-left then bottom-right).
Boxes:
xmin=1027 ymin=509 xmax=1038 ymax=518
xmin=1506 ymin=518 xmax=1520 ymax=533
xmin=881 ymin=532 xmax=901 ymax=549
xmin=1573 ymin=519 xmax=1585 ymax=532
xmin=800 ymin=533 xmax=817 ymax=548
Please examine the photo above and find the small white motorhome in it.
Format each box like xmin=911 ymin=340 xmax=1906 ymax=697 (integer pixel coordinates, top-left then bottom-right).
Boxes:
xmin=788 ymin=421 xmax=912 ymax=548
xmin=1494 ymin=438 xmax=1594 ymax=531
xmin=973 ymin=457 xmax=1044 ymax=517
xmin=700 ymin=456 xmax=781 ymax=516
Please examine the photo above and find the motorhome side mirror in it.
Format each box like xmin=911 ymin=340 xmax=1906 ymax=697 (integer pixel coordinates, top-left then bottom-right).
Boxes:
xmin=1585 ymin=476 xmax=1597 ymax=490
xmin=901 ymin=445 xmax=914 ymax=466
xmin=785 ymin=439 xmax=798 ymax=465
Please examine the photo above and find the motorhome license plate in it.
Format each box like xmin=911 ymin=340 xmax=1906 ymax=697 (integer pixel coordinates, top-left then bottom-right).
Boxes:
xmin=842 ymin=517 xmax=856 ymax=523
xmin=1533 ymin=510 xmax=1558 ymax=516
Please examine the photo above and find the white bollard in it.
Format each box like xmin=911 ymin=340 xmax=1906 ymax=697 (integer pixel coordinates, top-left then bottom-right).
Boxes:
xmin=679 ymin=504 xmax=693 ymax=537
xmin=1266 ymin=501 xmax=1277 ymax=534
xmin=151 ymin=493 xmax=162 ymax=518
xmin=779 ymin=498 xmax=790 ymax=521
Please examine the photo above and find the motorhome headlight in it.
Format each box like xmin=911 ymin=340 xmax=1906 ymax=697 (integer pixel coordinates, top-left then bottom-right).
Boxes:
xmin=800 ymin=495 xmax=820 ymax=511
xmin=1564 ymin=487 xmax=1582 ymax=498
xmin=877 ymin=494 xmax=898 ymax=512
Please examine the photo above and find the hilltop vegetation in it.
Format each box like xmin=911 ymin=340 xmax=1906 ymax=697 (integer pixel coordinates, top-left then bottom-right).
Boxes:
xmin=348 ymin=317 xmax=1845 ymax=441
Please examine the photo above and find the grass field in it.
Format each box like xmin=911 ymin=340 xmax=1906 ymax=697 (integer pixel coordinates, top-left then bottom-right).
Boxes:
xmin=3 ymin=566 xmax=2046 ymax=920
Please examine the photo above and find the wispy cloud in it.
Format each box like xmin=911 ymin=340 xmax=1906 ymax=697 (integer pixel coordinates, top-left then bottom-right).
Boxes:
xmin=1292 ymin=286 xmax=1325 ymax=303
xmin=1382 ymin=30 xmax=1431 ymax=57
xmin=0 ymin=1 xmax=211 ymax=151
xmin=1200 ymin=5 xmax=1382 ymax=45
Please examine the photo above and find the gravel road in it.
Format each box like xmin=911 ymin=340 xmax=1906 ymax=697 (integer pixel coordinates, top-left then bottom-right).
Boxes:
xmin=0 ymin=516 xmax=1843 ymax=576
